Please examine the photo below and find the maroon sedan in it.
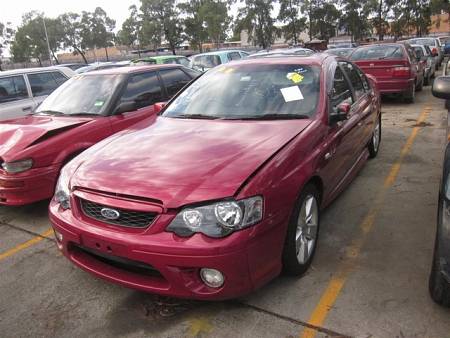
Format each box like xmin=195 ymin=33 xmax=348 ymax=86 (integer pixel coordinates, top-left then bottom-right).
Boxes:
xmin=350 ymin=43 xmax=421 ymax=103
xmin=49 ymin=55 xmax=381 ymax=300
xmin=0 ymin=64 xmax=198 ymax=205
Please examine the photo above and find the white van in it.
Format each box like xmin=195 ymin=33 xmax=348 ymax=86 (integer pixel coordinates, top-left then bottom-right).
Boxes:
xmin=0 ymin=66 xmax=74 ymax=121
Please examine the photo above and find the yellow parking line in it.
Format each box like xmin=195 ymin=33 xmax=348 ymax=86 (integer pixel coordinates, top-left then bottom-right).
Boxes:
xmin=300 ymin=106 xmax=431 ymax=338
xmin=0 ymin=227 xmax=53 ymax=261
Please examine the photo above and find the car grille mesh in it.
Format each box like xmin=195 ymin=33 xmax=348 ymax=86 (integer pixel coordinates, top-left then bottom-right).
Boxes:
xmin=80 ymin=199 xmax=157 ymax=228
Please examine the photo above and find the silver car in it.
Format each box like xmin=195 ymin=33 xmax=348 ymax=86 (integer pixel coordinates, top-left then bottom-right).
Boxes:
xmin=411 ymin=44 xmax=436 ymax=85
xmin=0 ymin=66 xmax=74 ymax=121
xmin=407 ymin=37 xmax=443 ymax=70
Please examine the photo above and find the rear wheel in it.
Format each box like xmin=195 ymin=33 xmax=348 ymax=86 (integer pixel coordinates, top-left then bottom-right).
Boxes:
xmin=403 ymin=84 xmax=415 ymax=104
xmin=368 ymin=114 xmax=381 ymax=158
xmin=416 ymin=75 xmax=424 ymax=92
xmin=429 ymin=237 xmax=450 ymax=307
xmin=282 ymin=184 xmax=320 ymax=276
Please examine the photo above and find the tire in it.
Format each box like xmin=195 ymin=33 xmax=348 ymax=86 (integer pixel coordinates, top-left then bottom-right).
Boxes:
xmin=282 ymin=184 xmax=320 ymax=276
xmin=429 ymin=238 xmax=450 ymax=307
xmin=416 ymin=76 xmax=424 ymax=92
xmin=403 ymin=84 xmax=415 ymax=104
xmin=368 ymin=114 xmax=381 ymax=158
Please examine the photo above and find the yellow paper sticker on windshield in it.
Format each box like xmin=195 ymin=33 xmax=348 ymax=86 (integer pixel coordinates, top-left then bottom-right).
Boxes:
xmin=287 ymin=72 xmax=304 ymax=84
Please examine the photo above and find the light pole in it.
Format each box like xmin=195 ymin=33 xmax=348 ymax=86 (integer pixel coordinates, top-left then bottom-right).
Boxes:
xmin=42 ymin=15 xmax=53 ymax=66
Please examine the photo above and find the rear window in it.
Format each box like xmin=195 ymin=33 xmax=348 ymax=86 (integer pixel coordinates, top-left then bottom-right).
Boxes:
xmin=409 ymin=38 xmax=436 ymax=47
xmin=350 ymin=45 xmax=405 ymax=61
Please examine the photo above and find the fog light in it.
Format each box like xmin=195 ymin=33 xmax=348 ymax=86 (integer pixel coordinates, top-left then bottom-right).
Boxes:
xmin=54 ymin=229 xmax=63 ymax=243
xmin=200 ymin=268 xmax=224 ymax=288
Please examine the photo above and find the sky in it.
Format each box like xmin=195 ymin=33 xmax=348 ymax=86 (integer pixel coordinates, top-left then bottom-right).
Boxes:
xmin=1 ymin=0 xmax=140 ymax=30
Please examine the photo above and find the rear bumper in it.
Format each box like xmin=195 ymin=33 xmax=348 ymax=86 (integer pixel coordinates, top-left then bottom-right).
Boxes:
xmin=376 ymin=78 xmax=414 ymax=95
xmin=48 ymin=200 xmax=284 ymax=300
xmin=0 ymin=165 xmax=59 ymax=205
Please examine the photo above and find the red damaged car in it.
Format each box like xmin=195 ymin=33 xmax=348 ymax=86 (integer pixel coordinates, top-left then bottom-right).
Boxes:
xmin=49 ymin=55 xmax=381 ymax=300
xmin=0 ymin=65 xmax=198 ymax=205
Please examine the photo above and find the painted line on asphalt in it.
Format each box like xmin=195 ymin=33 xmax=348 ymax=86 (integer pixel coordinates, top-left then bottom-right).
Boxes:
xmin=0 ymin=227 xmax=53 ymax=262
xmin=300 ymin=105 xmax=432 ymax=338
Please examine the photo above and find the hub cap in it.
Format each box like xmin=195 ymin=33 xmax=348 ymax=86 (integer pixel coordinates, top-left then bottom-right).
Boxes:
xmin=295 ymin=195 xmax=318 ymax=265
xmin=373 ymin=119 xmax=380 ymax=152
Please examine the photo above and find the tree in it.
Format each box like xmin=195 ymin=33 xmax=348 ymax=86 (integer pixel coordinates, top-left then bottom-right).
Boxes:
xmin=201 ymin=0 xmax=230 ymax=48
xmin=10 ymin=12 xmax=62 ymax=65
xmin=179 ymin=0 xmax=208 ymax=52
xmin=117 ymin=5 xmax=141 ymax=49
xmin=339 ymin=0 xmax=373 ymax=42
xmin=309 ymin=1 xmax=340 ymax=41
xmin=371 ymin=0 xmax=396 ymax=40
xmin=140 ymin=0 xmax=183 ymax=55
xmin=59 ymin=12 xmax=88 ymax=63
xmin=0 ymin=22 xmax=14 ymax=70
xmin=278 ymin=0 xmax=307 ymax=45
xmin=236 ymin=0 xmax=276 ymax=49
xmin=80 ymin=7 xmax=116 ymax=61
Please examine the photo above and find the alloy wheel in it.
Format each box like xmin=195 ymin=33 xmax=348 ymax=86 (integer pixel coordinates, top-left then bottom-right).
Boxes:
xmin=295 ymin=195 xmax=319 ymax=264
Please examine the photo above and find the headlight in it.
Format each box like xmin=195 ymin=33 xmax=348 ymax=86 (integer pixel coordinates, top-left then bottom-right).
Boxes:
xmin=2 ymin=159 xmax=33 ymax=173
xmin=167 ymin=196 xmax=263 ymax=238
xmin=54 ymin=166 xmax=71 ymax=209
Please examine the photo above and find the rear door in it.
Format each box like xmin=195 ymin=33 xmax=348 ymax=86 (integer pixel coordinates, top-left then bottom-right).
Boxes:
xmin=0 ymin=75 xmax=34 ymax=120
xmin=109 ymin=71 xmax=164 ymax=133
xmin=27 ymin=71 xmax=69 ymax=105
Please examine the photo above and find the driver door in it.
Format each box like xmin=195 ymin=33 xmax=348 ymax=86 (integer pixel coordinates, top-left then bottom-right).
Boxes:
xmin=110 ymin=72 xmax=163 ymax=133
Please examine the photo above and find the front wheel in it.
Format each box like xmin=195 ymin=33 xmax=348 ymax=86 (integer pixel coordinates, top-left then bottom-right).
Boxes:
xmin=368 ymin=114 xmax=381 ymax=158
xmin=282 ymin=184 xmax=320 ymax=276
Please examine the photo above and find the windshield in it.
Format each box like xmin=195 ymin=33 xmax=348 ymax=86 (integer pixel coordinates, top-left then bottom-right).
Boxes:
xmin=351 ymin=45 xmax=404 ymax=60
xmin=36 ymin=74 xmax=123 ymax=116
xmin=162 ymin=64 xmax=321 ymax=120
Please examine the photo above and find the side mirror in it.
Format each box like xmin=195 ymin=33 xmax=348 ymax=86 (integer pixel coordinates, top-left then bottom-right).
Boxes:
xmin=153 ymin=101 xmax=167 ymax=114
xmin=114 ymin=101 xmax=137 ymax=114
xmin=330 ymin=102 xmax=351 ymax=123
xmin=432 ymin=76 xmax=450 ymax=100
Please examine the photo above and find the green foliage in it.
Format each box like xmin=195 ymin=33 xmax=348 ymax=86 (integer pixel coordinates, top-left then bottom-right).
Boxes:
xmin=236 ymin=0 xmax=276 ymax=49
xmin=59 ymin=12 xmax=88 ymax=63
xmin=278 ymin=0 xmax=307 ymax=44
xmin=80 ymin=7 xmax=116 ymax=50
xmin=141 ymin=0 xmax=183 ymax=54
xmin=339 ymin=0 xmax=373 ymax=42
xmin=309 ymin=1 xmax=340 ymax=41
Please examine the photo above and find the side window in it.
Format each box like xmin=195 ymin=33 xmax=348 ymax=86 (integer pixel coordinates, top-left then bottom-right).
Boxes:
xmin=0 ymin=76 xmax=28 ymax=104
xmin=51 ymin=72 xmax=69 ymax=85
xmin=159 ymin=68 xmax=192 ymax=97
xmin=340 ymin=62 xmax=365 ymax=99
xmin=331 ymin=66 xmax=353 ymax=109
xmin=177 ymin=58 xmax=190 ymax=67
xmin=240 ymin=52 xmax=250 ymax=58
xmin=356 ymin=67 xmax=371 ymax=91
xmin=406 ymin=47 xmax=416 ymax=62
xmin=163 ymin=58 xmax=177 ymax=64
xmin=120 ymin=72 xmax=163 ymax=109
xmin=228 ymin=52 xmax=242 ymax=61
xmin=28 ymin=72 xmax=62 ymax=97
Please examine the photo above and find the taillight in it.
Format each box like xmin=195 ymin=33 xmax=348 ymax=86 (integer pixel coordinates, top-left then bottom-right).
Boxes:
xmin=393 ymin=66 xmax=411 ymax=78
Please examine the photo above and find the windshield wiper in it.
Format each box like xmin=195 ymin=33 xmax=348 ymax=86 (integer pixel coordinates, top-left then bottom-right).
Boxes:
xmin=69 ymin=112 xmax=99 ymax=117
xmin=233 ymin=114 xmax=310 ymax=120
xmin=34 ymin=110 xmax=65 ymax=116
xmin=378 ymin=47 xmax=400 ymax=60
xmin=171 ymin=114 xmax=221 ymax=120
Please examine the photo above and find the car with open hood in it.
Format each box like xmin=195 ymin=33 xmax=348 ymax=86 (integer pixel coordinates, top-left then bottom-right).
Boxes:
xmin=0 ymin=64 xmax=199 ymax=205
xmin=49 ymin=54 xmax=381 ymax=300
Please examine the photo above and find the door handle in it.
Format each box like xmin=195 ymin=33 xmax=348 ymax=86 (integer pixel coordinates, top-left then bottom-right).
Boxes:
xmin=22 ymin=106 xmax=32 ymax=111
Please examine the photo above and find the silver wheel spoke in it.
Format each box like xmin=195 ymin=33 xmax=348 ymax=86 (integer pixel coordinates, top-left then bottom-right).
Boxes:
xmin=295 ymin=194 xmax=318 ymax=265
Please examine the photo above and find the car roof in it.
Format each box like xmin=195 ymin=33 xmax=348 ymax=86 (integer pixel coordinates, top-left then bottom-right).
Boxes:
xmin=83 ymin=64 xmax=186 ymax=76
xmin=224 ymin=53 xmax=331 ymax=67
xmin=193 ymin=50 xmax=246 ymax=57
xmin=0 ymin=66 xmax=74 ymax=77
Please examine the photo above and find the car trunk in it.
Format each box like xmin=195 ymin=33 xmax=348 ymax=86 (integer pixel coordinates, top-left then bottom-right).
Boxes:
xmin=354 ymin=59 xmax=410 ymax=81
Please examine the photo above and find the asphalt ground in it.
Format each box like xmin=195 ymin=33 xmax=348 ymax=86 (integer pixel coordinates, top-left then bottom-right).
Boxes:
xmin=0 ymin=84 xmax=449 ymax=338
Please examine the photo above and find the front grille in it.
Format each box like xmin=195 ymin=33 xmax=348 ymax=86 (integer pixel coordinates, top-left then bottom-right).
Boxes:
xmin=80 ymin=199 xmax=157 ymax=228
